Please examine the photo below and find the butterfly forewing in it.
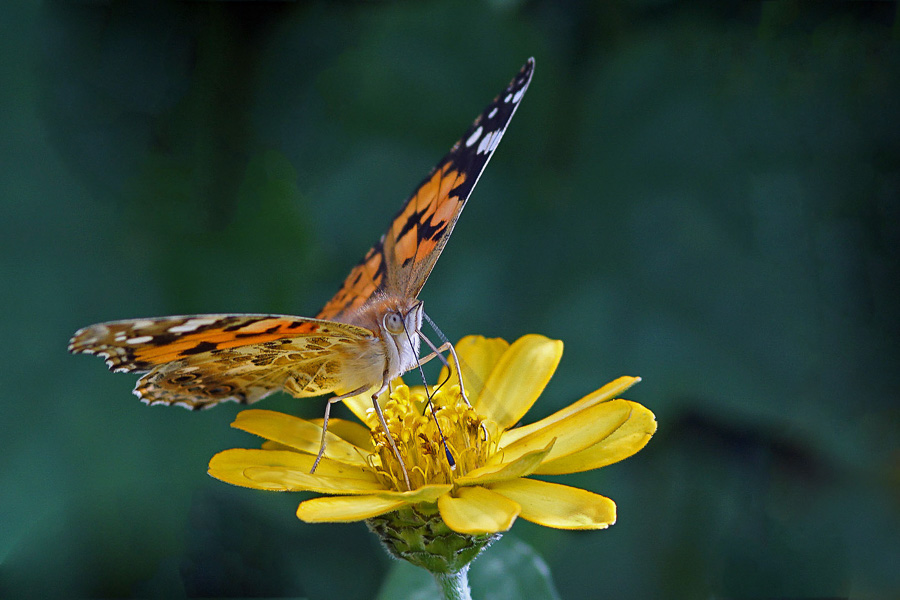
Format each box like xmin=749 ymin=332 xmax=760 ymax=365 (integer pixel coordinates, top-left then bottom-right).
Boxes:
xmin=316 ymin=58 xmax=534 ymax=321
xmin=69 ymin=315 xmax=378 ymax=409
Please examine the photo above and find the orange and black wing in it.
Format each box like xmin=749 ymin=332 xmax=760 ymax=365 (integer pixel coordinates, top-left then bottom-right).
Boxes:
xmin=68 ymin=315 xmax=376 ymax=409
xmin=317 ymin=58 xmax=534 ymax=321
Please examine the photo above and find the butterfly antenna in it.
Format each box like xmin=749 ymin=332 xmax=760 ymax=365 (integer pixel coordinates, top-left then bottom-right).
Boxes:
xmin=421 ymin=313 xmax=489 ymax=441
xmin=422 ymin=311 xmax=450 ymax=349
xmin=402 ymin=323 xmax=456 ymax=470
xmin=421 ymin=313 xmax=470 ymax=407
xmin=418 ymin=330 xmax=455 ymax=393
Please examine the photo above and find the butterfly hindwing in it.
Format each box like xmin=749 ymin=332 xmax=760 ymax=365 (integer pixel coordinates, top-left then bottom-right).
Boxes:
xmin=317 ymin=58 xmax=534 ymax=321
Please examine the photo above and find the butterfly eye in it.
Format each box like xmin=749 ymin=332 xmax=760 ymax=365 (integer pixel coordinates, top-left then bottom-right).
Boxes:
xmin=383 ymin=312 xmax=405 ymax=335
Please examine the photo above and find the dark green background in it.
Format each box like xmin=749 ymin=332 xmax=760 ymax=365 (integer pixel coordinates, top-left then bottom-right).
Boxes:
xmin=2 ymin=1 xmax=898 ymax=598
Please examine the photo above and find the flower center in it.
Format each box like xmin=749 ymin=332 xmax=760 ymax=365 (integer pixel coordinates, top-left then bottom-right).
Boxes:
xmin=364 ymin=383 xmax=498 ymax=490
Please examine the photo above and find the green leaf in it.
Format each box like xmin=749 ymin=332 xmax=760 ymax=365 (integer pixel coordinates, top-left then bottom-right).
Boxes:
xmin=376 ymin=535 xmax=560 ymax=600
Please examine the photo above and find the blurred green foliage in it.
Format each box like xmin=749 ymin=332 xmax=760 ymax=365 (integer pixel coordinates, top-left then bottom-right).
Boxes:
xmin=1 ymin=1 xmax=898 ymax=598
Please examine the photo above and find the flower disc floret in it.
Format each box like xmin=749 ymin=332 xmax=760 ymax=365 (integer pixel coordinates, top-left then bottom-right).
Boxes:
xmin=365 ymin=383 xmax=496 ymax=491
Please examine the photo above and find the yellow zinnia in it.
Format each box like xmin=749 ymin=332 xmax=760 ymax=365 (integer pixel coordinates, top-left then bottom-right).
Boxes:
xmin=210 ymin=334 xmax=655 ymax=547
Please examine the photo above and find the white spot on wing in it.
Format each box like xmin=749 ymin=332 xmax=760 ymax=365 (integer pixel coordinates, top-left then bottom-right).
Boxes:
xmin=489 ymin=130 xmax=505 ymax=152
xmin=504 ymin=93 xmax=513 ymax=103
xmin=488 ymin=107 xmax=498 ymax=119
xmin=512 ymin=87 xmax=525 ymax=104
xmin=126 ymin=336 xmax=154 ymax=344
xmin=465 ymin=126 xmax=483 ymax=148
xmin=477 ymin=130 xmax=500 ymax=155
xmin=168 ymin=317 xmax=219 ymax=334
xmin=477 ymin=131 xmax=491 ymax=154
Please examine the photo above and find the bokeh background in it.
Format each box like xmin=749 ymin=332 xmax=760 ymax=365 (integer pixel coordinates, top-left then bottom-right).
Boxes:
xmin=2 ymin=1 xmax=898 ymax=598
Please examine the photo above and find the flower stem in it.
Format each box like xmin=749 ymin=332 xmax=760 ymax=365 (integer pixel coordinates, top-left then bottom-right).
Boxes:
xmin=433 ymin=566 xmax=472 ymax=600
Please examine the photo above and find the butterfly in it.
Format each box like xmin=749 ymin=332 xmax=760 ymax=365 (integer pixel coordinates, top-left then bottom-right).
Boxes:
xmin=69 ymin=58 xmax=534 ymax=483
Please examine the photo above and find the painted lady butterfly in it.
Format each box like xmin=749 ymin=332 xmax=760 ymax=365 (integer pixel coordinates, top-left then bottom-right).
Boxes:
xmin=70 ymin=58 xmax=534 ymax=480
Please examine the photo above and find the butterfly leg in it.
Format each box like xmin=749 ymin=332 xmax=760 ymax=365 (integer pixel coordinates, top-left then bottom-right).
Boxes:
xmin=369 ymin=384 xmax=412 ymax=491
xmin=311 ymin=384 xmax=371 ymax=474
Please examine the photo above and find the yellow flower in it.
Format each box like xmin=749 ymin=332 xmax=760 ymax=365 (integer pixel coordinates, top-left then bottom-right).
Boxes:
xmin=209 ymin=334 xmax=657 ymax=540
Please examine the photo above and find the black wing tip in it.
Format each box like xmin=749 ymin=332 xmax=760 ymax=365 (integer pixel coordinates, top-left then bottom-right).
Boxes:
xmin=500 ymin=58 xmax=534 ymax=104
xmin=520 ymin=57 xmax=535 ymax=80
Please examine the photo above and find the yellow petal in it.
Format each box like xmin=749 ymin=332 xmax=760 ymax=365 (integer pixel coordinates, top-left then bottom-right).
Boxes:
xmin=208 ymin=449 xmax=378 ymax=492
xmin=242 ymin=466 xmax=388 ymax=494
xmin=535 ymin=402 xmax=657 ymax=474
xmin=492 ymin=399 xmax=634 ymax=467
xmin=499 ymin=376 xmax=642 ymax=447
xmin=373 ymin=484 xmax=453 ymax=503
xmin=297 ymin=494 xmax=408 ymax=523
xmin=341 ymin=383 xmax=394 ymax=425
xmin=438 ymin=335 xmax=510 ymax=404
xmin=489 ymin=479 xmax=616 ymax=530
xmin=454 ymin=441 xmax=555 ymax=486
xmin=260 ymin=440 xmax=295 ymax=452
xmin=437 ymin=486 xmax=520 ymax=534
xmin=309 ymin=417 xmax=375 ymax=451
xmin=477 ymin=335 xmax=563 ymax=429
xmin=232 ymin=409 xmax=368 ymax=465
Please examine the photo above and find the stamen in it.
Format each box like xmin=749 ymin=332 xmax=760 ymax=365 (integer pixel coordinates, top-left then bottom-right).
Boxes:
xmin=371 ymin=383 xmax=493 ymax=487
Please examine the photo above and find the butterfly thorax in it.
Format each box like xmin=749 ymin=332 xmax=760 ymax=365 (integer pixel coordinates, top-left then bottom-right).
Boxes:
xmin=341 ymin=295 xmax=424 ymax=386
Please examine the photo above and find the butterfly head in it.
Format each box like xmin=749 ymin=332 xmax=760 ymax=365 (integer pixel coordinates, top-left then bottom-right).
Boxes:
xmin=381 ymin=301 xmax=419 ymax=335
xmin=360 ymin=296 xmax=424 ymax=380
xmin=382 ymin=296 xmax=423 ymax=339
